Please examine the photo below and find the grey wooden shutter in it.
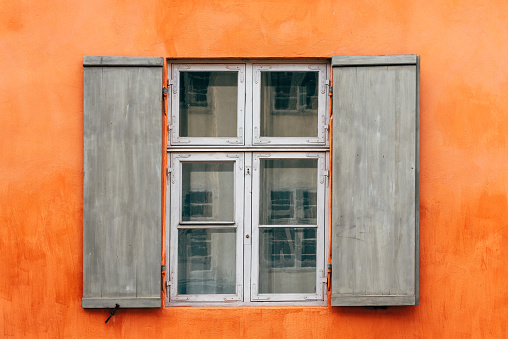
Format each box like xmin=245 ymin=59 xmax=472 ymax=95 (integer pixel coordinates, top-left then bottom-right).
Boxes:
xmin=331 ymin=55 xmax=419 ymax=306
xmin=83 ymin=56 xmax=163 ymax=308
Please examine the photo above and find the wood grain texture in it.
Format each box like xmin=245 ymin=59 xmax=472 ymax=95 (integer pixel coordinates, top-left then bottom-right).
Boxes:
xmin=332 ymin=55 xmax=417 ymax=67
xmin=83 ymin=56 xmax=163 ymax=67
xmin=331 ymin=56 xmax=419 ymax=306
xmin=83 ymin=61 xmax=162 ymax=308
xmin=331 ymin=295 xmax=416 ymax=306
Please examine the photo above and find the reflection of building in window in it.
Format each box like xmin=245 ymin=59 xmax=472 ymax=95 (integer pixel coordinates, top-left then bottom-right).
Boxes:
xmin=180 ymin=72 xmax=211 ymax=109
xmin=265 ymin=72 xmax=318 ymax=115
xmin=300 ymin=190 xmax=317 ymax=222
xmin=183 ymin=191 xmax=213 ymax=220
xmin=186 ymin=230 xmax=212 ymax=271
xmin=269 ymin=191 xmax=294 ymax=221
xmin=269 ymin=189 xmax=317 ymax=225
xmin=261 ymin=228 xmax=316 ymax=269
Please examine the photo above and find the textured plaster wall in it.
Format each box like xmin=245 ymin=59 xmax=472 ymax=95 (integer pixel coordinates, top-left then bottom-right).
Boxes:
xmin=1 ymin=0 xmax=507 ymax=337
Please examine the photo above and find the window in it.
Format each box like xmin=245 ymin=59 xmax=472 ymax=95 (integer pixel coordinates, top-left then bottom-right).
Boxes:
xmin=82 ymin=55 xmax=419 ymax=309
xmin=167 ymin=60 xmax=330 ymax=305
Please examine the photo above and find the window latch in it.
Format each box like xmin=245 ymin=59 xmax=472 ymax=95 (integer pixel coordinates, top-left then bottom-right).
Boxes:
xmin=166 ymin=167 xmax=173 ymax=183
xmin=168 ymin=79 xmax=177 ymax=94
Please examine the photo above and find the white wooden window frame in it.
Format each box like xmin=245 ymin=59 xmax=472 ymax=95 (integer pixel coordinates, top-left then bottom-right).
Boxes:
xmin=170 ymin=64 xmax=246 ymax=146
xmin=251 ymin=152 xmax=326 ymax=302
xmin=169 ymin=152 xmax=244 ymax=302
xmin=166 ymin=60 xmax=329 ymax=306
xmin=252 ymin=63 xmax=328 ymax=146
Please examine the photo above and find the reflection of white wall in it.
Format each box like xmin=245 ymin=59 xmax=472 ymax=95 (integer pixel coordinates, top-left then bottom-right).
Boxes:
xmin=186 ymin=231 xmax=236 ymax=294
xmin=260 ymin=270 xmax=315 ymax=294
xmin=210 ymin=231 xmax=236 ymax=293
xmin=267 ymin=166 xmax=316 ymax=188
xmin=183 ymin=74 xmax=237 ymax=137
xmin=262 ymin=114 xmax=318 ymax=138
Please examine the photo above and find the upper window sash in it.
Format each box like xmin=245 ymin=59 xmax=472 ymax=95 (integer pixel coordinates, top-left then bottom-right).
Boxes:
xmin=252 ymin=64 xmax=328 ymax=146
xmin=170 ymin=64 xmax=246 ymax=146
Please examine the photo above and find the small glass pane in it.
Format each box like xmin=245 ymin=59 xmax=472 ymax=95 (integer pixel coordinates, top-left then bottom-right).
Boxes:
xmin=179 ymin=72 xmax=238 ymax=137
xmin=178 ymin=229 xmax=236 ymax=294
xmin=259 ymin=159 xmax=317 ymax=225
xmin=182 ymin=162 xmax=234 ymax=222
xmin=260 ymin=72 xmax=318 ymax=137
xmin=259 ymin=228 xmax=316 ymax=294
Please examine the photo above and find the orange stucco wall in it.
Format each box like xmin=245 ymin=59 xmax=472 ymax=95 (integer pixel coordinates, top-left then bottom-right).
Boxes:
xmin=1 ymin=0 xmax=508 ymax=337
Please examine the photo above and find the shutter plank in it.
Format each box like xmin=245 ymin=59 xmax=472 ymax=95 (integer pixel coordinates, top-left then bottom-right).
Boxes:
xmin=83 ymin=57 xmax=162 ymax=308
xmin=331 ymin=55 xmax=419 ymax=306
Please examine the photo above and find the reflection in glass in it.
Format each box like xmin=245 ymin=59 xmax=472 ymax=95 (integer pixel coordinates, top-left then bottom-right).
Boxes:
xmin=260 ymin=72 xmax=318 ymax=137
xmin=182 ymin=162 xmax=234 ymax=222
xmin=179 ymin=72 xmax=238 ymax=137
xmin=259 ymin=159 xmax=317 ymax=225
xmin=178 ymin=229 xmax=236 ymax=294
xmin=259 ymin=228 xmax=316 ymax=294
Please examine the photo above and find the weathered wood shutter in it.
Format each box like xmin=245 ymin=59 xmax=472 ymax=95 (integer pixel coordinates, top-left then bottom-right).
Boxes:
xmin=331 ymin=55 xmax=419 ymax=306
xmin=83 ymin=56 xmax=163 ymax=308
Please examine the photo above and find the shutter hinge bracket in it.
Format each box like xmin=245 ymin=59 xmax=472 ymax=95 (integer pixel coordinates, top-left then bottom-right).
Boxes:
xmin=326 ymin=79 xmax=332 ymax=95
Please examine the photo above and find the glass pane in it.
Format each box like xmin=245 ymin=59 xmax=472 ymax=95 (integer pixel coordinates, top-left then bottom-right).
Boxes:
xmin=259 ymin=159 xmax=317 ymax=225
xmin=260 ymin=72 xmax=318 ymax=137
xmin=259 ymin=228 xmax=316 ymax=294
xmin=182 ymin=162 xmax=234 ymax=222
xmin=179 ymin=72 xmax=238 ymax=137
xmin=178 ymin=229 xmax=236 ymax=294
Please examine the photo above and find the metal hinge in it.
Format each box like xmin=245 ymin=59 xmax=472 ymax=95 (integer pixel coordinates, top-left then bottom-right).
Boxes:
xmin=326 ymin=79 xmax=332 ymax=95
xmin=319 ymin=268 xmax=328 ymax=286
xmin=326 ymin=79 xmax=333 ymax=95
xmin=166 ymin=167 xmax=172 ymax=181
